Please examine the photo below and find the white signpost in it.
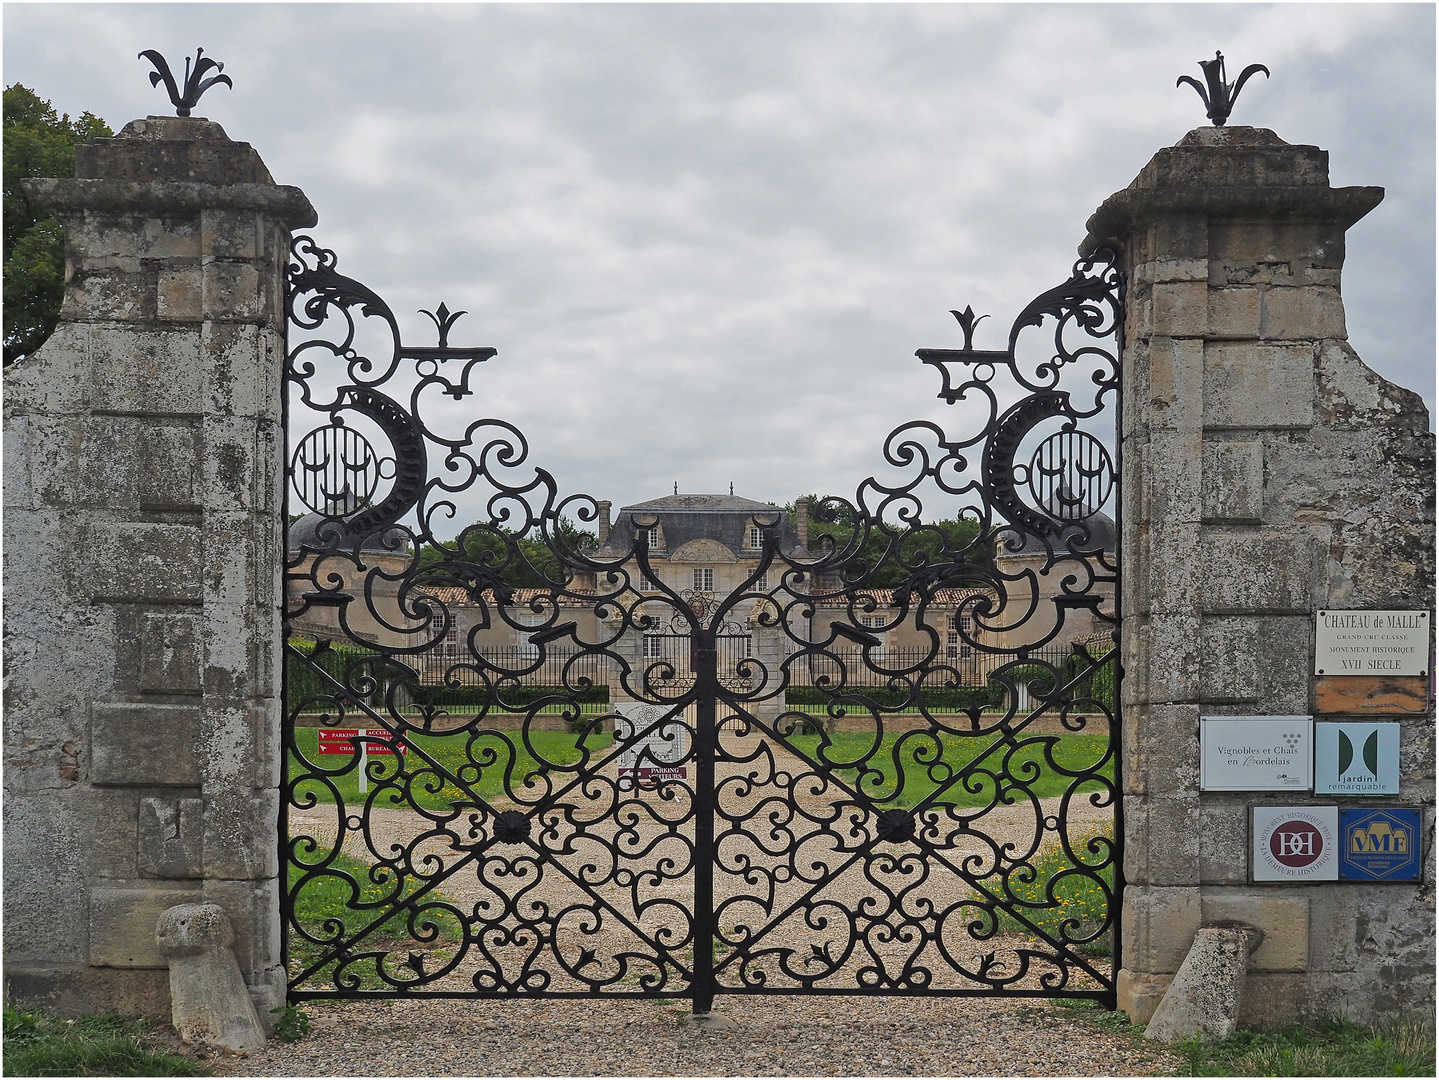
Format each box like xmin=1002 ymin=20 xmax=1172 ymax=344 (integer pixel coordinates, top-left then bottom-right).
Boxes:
xmin=1314 ymin=721 xmax=1401 ymax=796
xmin=1199 ymin=716 xmax=1313 ymax=792
xmin=1314 ymin=610 xmax=1429 ymax=676
xmin=614 ymin=702 xmax=690 ymax=789
xmin=1253 ymin=806 xmax=1339 ymax=882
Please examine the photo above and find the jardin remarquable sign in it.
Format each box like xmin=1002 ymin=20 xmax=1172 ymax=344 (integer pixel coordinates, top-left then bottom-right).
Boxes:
xmin=1200 ymin=716 xmax=1313 ymax=791
xmin=1314 ymin=610 xmax=1429 ymax=676
xmin=1314 ymin=721 xmax=1400 ymax=795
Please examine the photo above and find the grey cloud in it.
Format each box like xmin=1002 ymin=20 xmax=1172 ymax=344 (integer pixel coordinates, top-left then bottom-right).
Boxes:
xmin=4 ymin=2 xmax=1431 ymax=523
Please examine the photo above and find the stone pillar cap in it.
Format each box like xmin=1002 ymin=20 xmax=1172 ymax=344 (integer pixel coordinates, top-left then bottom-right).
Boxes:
xmin=116 ymin=115 xmax=232 ymax=141
xmin=23 ymin=176 xmax=318 ymax=229
xmin=1080 ymin=125 xmax=1383 ymax=258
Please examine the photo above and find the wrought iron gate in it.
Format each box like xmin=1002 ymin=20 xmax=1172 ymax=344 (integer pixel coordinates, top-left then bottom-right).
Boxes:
xmin=281 ymin=237 xmax=1124 ymax=1007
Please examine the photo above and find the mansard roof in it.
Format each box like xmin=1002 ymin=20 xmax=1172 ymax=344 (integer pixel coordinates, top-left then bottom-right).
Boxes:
xmin=624 ymin=493 xmax=781 ymax=513
xmin=599 ymin=491 xmax=806 ymax=560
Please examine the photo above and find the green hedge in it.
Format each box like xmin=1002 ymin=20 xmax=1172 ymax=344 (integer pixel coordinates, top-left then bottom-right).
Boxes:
xmin=785 ymin=683 xmax=1003 ymax=712
xmin=286 ymin=642 xmax=607 ymax=712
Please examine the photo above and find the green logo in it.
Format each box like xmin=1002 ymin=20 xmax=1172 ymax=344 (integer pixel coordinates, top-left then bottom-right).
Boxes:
xmin=1337 ymin=728 xmax=1379 ymax=780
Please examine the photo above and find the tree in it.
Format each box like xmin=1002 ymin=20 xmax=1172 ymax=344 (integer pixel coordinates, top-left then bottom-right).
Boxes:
xmin=3 ymin=84 xmax=111 ymax=366
xmin=414 ymin=516 xmax=598 ymax=590
xmin=791 ymin=494 xmax=987 ymax=588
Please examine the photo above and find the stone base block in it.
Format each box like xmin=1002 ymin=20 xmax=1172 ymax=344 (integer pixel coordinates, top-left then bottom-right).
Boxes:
xmin=1117 ymin=968 xmax=1173 ymax=1025
xmin=1239 ymin=973 xmax=1307 ymax=1029
xmin=3 ymin=964 xmax=171 ymax=1018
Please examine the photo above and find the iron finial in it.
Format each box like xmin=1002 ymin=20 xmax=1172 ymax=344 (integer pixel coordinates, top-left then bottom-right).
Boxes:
xmin=1177 ymin=50 xmax=1269 ymax=126
xmin=949 ymin=306 xmax=989 ymax=351
xmin=138 ymin=47 xmax=233 ymax=117
xmin=420 ymin=302 xmax=467 ymax=347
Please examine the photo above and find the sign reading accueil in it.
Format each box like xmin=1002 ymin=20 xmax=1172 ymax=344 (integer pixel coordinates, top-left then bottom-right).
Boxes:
xmin=1315 ymin=610 xmax=1429 ymax=676
xmin=1339 ymin=807 xmax=1422 ymax=881
xmin=614 ymin=702 xmax=690 ymax=788
xmin=1314 ymin=722 xmax=1400 ymax=795
xmin=1253 ymin=806 xmax=1339 ymax=882
xmin=1200 ymin=716 xmax=1313 ymax=791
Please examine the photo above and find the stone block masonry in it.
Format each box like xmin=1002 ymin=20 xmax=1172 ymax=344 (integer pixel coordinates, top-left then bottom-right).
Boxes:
xmin=1084 ymin=125 xmax=1435 ymax=1026
xmin=3 ymin=115 xmax=314 ymax=1020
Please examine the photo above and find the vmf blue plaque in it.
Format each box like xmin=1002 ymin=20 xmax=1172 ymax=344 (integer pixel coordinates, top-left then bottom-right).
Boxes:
xmin=1338 ymin=808 xmax=1423 ymax=881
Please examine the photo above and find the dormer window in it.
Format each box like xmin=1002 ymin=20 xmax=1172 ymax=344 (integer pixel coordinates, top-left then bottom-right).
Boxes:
xmin=747 ymin=525 xmax=763 ymax=549
xmin=639 ymin=526 xmax=660 ymax=550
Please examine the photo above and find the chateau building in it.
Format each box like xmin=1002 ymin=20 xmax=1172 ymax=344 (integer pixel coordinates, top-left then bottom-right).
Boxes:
xmin=286 ymin=490 xmax=1114 ymax=698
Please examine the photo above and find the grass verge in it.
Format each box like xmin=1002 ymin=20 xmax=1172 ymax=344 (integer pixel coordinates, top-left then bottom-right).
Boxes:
xmin=1048 ymin=999 xmax=1436 ymax=1078
xmin=2 ymin=1006 xmax=206 ymax=1077
xmin=1172 ymin=1014 xmax=1436 ymax=1077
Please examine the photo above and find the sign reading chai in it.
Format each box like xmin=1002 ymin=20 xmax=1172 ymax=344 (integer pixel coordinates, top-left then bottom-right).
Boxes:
xmin=1200 ymin=716 xmax=1313 ymax=792
xmin=1315 ymin=610 xmax=1429 ymax=676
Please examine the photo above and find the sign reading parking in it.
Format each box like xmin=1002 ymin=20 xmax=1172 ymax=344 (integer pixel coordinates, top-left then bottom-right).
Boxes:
xmin=614 ymin=702 xmax=690 ymax=788
xmin=1339 ymin=807 xmax=1422 ymax=881
xmin=1253 ymin=806 xmax=1338 ymax=882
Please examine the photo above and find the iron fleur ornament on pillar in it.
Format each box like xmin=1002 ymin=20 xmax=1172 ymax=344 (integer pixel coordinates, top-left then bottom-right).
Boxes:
xmin=1177 ymin=51 xmax=1269 ymax=126
xmin=138 ymin=47 xmax=233 ymax=117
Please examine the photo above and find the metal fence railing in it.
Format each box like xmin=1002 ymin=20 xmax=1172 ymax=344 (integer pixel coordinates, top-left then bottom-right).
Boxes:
xmin=288 ymin=635 xmax=1116 ymax=717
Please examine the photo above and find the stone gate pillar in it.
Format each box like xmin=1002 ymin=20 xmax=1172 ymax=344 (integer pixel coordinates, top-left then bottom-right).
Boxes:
xmin=3 ymin=116 xmax=314 ymax=1018
xmin=1083 ymin=127 xmax=1435 ymax=1024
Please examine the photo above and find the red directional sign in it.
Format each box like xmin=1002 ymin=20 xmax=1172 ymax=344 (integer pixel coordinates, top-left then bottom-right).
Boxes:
xmin=317 ymin=729 xmax=408 ymax=756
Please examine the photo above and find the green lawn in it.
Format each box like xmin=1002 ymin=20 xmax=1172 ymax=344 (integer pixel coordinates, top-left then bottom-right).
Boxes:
xmin=287 ymin=850 xmax=464 ymax=990
xmin=287 ymin=727 xmax=616 ymax=809
xmin=781 ymin=730 xmax=1114 ymax=809
xmin=288 ymin=726 xmax=1112 ymax=813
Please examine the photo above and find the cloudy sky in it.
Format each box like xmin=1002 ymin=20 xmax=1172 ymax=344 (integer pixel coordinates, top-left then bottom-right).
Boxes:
xmin=6 ymin=3 xmax=1433 ymax=528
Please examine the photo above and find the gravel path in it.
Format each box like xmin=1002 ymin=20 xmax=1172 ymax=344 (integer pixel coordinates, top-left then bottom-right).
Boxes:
xmin=210 ymin=995 xmax=1180 ymax=1077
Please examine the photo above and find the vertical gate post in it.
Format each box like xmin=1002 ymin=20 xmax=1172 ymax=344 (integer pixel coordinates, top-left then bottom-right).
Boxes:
xmin=3 ymin=115 xmax=314 ymax=1018
xmin=1085 ymin=126 xmax=1435 ymax=1025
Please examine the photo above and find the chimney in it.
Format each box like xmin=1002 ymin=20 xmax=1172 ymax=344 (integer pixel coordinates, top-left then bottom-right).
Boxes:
xmin=795 ymin=496 xmax=811 ymax=550
xmin=597 ymin=500 xmax=611 ymax=546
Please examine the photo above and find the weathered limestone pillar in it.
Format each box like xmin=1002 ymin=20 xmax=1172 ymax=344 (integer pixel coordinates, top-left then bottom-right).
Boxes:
xmin=1083 ymin=126 xmax=1435 ymax=1026
xmin=3 ymin=115 xmax=314 ymax=1018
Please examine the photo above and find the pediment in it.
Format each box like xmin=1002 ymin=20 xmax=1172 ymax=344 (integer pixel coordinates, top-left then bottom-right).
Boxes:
xmin=668 ymin=538 xmax=737 ymax=563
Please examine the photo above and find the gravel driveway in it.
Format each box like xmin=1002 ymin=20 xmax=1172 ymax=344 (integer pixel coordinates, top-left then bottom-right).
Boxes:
xmin=211 ymin=994 xmax=1180 ymax=1077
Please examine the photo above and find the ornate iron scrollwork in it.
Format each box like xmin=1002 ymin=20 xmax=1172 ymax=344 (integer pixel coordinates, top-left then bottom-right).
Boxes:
xmin=282 ymin=238 xmax=1123 ymax=1009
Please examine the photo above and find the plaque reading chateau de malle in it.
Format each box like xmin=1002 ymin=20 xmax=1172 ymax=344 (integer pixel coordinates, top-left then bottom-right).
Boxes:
xmin=1315 ymin=610 xmax=1429 ymax=676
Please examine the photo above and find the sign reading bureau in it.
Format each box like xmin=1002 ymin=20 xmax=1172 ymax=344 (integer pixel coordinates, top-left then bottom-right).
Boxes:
xmin=1315 ymin=610 xmax=1429 ymax=676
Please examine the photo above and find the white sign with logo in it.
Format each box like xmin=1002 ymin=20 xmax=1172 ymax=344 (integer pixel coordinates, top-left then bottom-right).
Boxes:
xmin=1314 ymin=722 xmax=1401 ymax=796
xmin=1252 ymin=806 xmax=1339 ymax=881
xmin=614 ymin=702 xmax=690 ymax=788
xmin=1314 ymin=610 xmax=1429 ymax=676
xmin=1200 ymin=717 xmax=1313 ymax=792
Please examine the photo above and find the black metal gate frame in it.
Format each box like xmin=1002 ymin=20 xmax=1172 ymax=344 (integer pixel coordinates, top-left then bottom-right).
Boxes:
xmin=281 ymin=237 xmax=1125 ymax=1008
